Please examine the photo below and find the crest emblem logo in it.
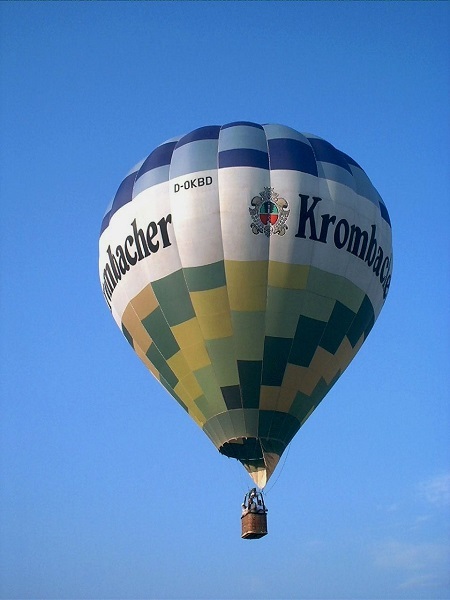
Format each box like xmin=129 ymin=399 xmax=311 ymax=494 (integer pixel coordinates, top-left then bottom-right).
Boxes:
xmin=249 ymin=187 xmax=290 ymax=236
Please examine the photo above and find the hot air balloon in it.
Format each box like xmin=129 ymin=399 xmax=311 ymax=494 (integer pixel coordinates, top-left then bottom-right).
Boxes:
xmin=99 ymin=122 xmax=392 ymax=536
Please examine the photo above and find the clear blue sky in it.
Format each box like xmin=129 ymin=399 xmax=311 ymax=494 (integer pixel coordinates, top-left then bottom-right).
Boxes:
xmin=1 ymin=2 xmax=449 ymax=599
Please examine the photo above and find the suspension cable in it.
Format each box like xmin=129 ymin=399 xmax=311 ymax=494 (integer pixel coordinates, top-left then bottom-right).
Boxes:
xmin=264 ymin=443 xmax=291 ymax=496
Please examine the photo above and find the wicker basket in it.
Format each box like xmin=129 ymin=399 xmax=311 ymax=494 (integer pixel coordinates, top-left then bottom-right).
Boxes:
xmin=241 ymin=511 xmax=268 ymax=539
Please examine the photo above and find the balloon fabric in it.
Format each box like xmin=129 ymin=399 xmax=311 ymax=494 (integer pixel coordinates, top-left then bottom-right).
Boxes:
xmin=99 ymin=122 xmax=393 ymax=488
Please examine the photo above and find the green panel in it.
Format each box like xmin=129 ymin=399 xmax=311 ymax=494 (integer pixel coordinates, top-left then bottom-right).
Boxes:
xmin=160 ymin=377 xmax=188 ymax=412
xmin=194 ymin=365 xmax=227 ymax=415
xmin=299 ymin=290 xmax=335 ymax=322
xmin=237 ymin=360 xmax=262 ymax=409
xmin=200 ymin=409 xmax=223 ymax=445
xmin=195 ymin=395 xmax=219 ymax=420
xmin=264 ymin=314 xmax=298 ymax=340
xmin=258 ymin=410 xmax=277 ymax=438
xmin=204 ymin=337 xmax=239 ymax=386
xmin=266 ymin=287 xmax=303 ymax=314
xmin=260 ymin=438 xmax=286 ymax=456
xmin=309 ymin=377 xmax=335 ymax=407
xmin=283 ymin=413 xmax=301 ymax=443
xmin=229 ymin=409 xmax=247 ymax=438
xmin=258 ymin=410 xmax=299 ymax=443
xmin=328 ymin=368 xmax=342 ymax=389
xmin=151 ymin=269 xmax=195 ymax=326
xmin=262 ymin=336 xmax=293 ymax=386
xmin=142 ymin=307 xmax=179 ymax=359
xmin=221 ymin=385 xmax=242 ymax=410
xmin=215 ymin=410 xmax=235 ymax=441
xmin=202 ymin=413 xmax=226 ymax=447
xmin=290 ymin=376 xmax=336 ymax=423
xmin=230 ymin=311 xmax=265 ymax=360
xmin=202 ymin=409 xmax=262 ymax=442
xmin=307 ymin=266 xmax=364 ymax=313
xmin=242 ymin=408 xmax=259 ymax=438
xmin=202 ymin=410 xmax=299 ymax=460
xmin=289 ymin=316 xmax=327 ymax=367
xmin=320 ymin=301 xmax=356 ymax=354
xmin=265 ymin=288 xmax=334 ymax=338
xmin=184 ymin=260 xmax=226 ymax=292
xmin=289 ymin=392 xmax=315 ymax=422
xmin=145 ymin=343 xmax=178 ymax=389
xmin=122 ymin=323 xmax=134 ymax=348
xmin=347 ymin=295 xmax=375 ymax=347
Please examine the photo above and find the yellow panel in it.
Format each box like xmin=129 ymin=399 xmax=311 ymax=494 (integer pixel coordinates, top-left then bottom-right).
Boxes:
xmin=309 ymin=347 xmax=340 ymax=386
xmin=231 ymin=284 xmax=267 ymax=312
xmin=268 ymin=261 xmax=309 ymax=289
xmin=135 ymin=343 xmax=160 ymax=379
xmin=181 ymin=343 xmax=211 ymax=372
xmin=188 ymin=409 xmax=206 ymax=427
xmin=173 ymin=382 xmax=206 ymax=427
xmin=283 ymin=363 xmax=321 ymax=397
xmin=259 ymin=386 xmax=279 ymax=410
xmin=190 ymin=286 xmax=230 ymax=316
xmin=274 ymin=386 xmax=298 ymax=413
xmin=122 ymin=285 xmax=160 ymax=350
xmin=167 ymin=350 xmax=192 ymax=381
xmin=122 ymin=309 xmax=152 ymax=352
xmin=131 ymin=284 xmax=159 ymax=319
xmin=186 ymin=288 xmax=234 ymax=344
xmin=171 ymin=317 xmax=204 ymax=349
xmin=178 ymin=372 xmax=204 ymax=400
xmin=335 ymin=335 xmax=364 ymax=373
xmin=197 ymin=313 xmax=233 ymax=340
xmin=225 ymin=261 xmax=268 ymax=311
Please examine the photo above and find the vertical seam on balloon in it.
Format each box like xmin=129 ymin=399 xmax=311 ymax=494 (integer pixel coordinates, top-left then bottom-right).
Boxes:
xmin=338 ymin=150 xmax=367 ymax=316
xmin=169 ymin=136 xmax=222 ymax=426
xmin=162 ymin=135 xmax=222 ymax=422
xmin=292 ymin=136 xmax=333 ymax=351
xmin=217 ymin=123 xmax=245 ymax=419
xmin=130 ymin=144 xmax=199 ymax=419
xmin=261 ymin=125 xmax=281 ymax=455
xmin=271 ymin=135 xmax=323 ymax=445
xmin=205 ymin=127 xmax=243 ymax=446
xmin=251 ymin=123 xmax=275 ymax=463
xmin=262 ymin=128 xmax=297 ymax=481
xmin=170 ymin=130 xmax=231 ymax=441
xmin=295 ymin=139 xmax=349 ymax=396
xmin=262 ymin=128 xmax=300 ymax=462
xmin=134 ymin=149 xmax=186 ymax=404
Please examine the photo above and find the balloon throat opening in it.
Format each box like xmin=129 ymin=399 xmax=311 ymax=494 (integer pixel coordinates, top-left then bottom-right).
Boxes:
xmin=219 ymin=437 xmax=281 ymax=488
xmin=219 ymin=437 xmax=264 ymax=461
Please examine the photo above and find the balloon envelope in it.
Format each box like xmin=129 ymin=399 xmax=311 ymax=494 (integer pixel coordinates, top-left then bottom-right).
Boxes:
xmin=99 ymin=122 xmax=392 ymax=487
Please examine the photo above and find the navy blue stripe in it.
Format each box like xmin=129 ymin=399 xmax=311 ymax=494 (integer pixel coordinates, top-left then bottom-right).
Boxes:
xmin=100 ymin=211 xmax=111 ymax=235
xmin=100 ymin=172 xmax=136 ymax=232
xmin=340 ymin=151 xmax=362 ymax=170
xmin=379 ymin=201 xmax=391 ymax=226
xmin=136 ymin=141 xmax=177 ymax=178
xmin=176 ymin=125 xmax=221 ymax=149
xmin=220 ymin=121 xmax=263 ymax=130
xmin=306 ymin=138 xmax=352 ymax=174
xmin=268 ymin=138 xmax=318 ymax=176
xmin=218 ymin=148 xmax=269 ymax=169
